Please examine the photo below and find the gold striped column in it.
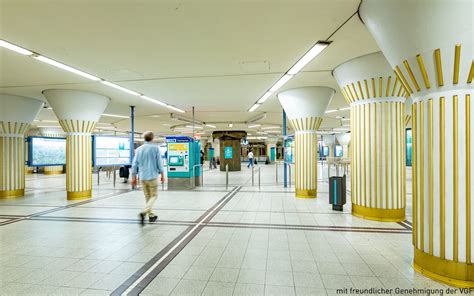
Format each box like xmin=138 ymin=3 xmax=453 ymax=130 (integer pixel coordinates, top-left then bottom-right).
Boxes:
xmin=277 ymin=86 xmax=335 ymax=198
xmin=61 ymin=121 xmax=95 ymax=199
xmin=43 ymin=90 xmax=109 ymax=200
xmin=361 ymin=0 xmax=473 ymax=287
xmin=334 ymin=52 xmax=409 ymax=222
xmin=0 ymin=95 xmax=43 ymax=198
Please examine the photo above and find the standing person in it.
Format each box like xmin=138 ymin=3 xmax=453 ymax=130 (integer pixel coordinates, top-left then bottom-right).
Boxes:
xmin=200 ymin=150 xmax=204 ymax=165
xmin=247 ymin=149 xmax=254 ymax=168
xmin=131 ymin=131 xmax=165 ymax=225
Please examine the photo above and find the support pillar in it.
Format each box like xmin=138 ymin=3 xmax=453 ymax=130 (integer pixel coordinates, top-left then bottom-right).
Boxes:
xmin=43 ymin=90 xmax=109 ymax=200
xmin=0 ymin=94 xmax=43 ymax=198
xmin=334 ymin=52 xmax=408 ymax=222
xmin=361 ymin=0 xmax=473 ymax=286
xmin=278 ymin=87 xmax=335 ymax=198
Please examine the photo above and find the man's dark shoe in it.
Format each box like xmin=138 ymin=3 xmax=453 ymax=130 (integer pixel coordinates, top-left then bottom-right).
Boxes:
xmin=149 ymin=215 xmax=158 ymax=223
xmin=139 ymin=213 xmax=146 ymax=225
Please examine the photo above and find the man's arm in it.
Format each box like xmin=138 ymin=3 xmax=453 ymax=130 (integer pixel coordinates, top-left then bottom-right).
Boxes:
xmin=157 ymin=148 xmax=165 ymax=183
xmin=131 ymin=150 xmax=139 ymax=187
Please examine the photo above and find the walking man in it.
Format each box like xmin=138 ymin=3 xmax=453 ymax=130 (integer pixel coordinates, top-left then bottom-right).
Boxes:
xmin=131 ymin=131 xmax=165 ymax=225
xmin=247 ymin=149 xmax=254 ymax=168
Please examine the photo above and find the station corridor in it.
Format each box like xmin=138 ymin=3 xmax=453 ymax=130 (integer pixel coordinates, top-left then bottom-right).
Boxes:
xmin=1 ymin=0 xmax=473 ymax=295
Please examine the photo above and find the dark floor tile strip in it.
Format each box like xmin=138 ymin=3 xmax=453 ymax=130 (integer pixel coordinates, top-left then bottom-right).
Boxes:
xmin=0 ymin=189 xmax=132 ymax=227
xmin=208 ymin=220 xmax=407 ymax=232
xmin=397 ymin=220 xmax=413 ymax=230
xmin=111 ymin=186 xmax=242 ymax=296
xmin=26 ymin=215 xmax=410 ymax=234
xmin=205 ymin=223 xmax=411 ymax=234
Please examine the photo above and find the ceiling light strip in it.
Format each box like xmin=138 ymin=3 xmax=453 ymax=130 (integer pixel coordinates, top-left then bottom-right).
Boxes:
xmin=1 ymin=38 xmax=185 ymax=113
xmin=248 ymin=41 xmax=331 ymax=112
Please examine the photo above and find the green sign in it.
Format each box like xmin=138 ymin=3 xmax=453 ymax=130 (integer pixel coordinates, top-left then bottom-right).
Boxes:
xmin=224 ymin=146 xmax=233 ymax=159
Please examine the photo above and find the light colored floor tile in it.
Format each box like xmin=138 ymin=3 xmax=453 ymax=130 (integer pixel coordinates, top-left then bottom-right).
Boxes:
xmin=210 ymin=267 xmax=240 ymax=283
xmin=202 ymin=281 xmax=236 ymax=296
xmin=264 ymin=285 xmax=295 ymax=296
xmin=238 ymin=269 xmax=266 ymax=285
xmin=265 ymin=270 xmax=294 ymax=286
xmin=293 ymin=272 xmax=324 ymax=288
xmin=183 ymin=266 xmax=214 ymax=281
xmin=171 ymin=279 xmax=207 ymax=296
xmin=233 ymin=283 xmax=265 ymax=296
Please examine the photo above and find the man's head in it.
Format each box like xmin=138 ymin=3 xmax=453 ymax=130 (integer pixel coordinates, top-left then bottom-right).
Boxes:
xmin=143 ymin=131 xmax=154 ymax=142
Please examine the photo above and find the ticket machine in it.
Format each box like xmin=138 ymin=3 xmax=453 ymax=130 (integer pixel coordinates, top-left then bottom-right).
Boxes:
xmin=166 ymin=136 xmax=200 ymax=190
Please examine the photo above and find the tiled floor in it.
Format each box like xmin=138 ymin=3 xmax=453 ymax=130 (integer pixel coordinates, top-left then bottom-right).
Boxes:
xmin=0 ymin=163 xmax=448 ymax=295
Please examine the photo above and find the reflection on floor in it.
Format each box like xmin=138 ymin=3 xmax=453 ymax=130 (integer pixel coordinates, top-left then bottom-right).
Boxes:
xmin=0 ymin=163 xmax=448 ymax=295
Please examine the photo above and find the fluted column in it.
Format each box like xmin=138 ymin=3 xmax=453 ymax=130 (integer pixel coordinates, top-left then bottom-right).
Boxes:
xmin=0 ymin=94 xmax=43 ymax=198
xmin=40 ymin=128 xmax=66 ymax=175
xmin=43 ymin=90 xmax=109 ymax=200
xmin=334 ymin=52 xmax=409 ymax=222
xmin=278 ymin=87 xmax=334 ymax=198
xmin=361 ymin=0 xmax=473 ymax=287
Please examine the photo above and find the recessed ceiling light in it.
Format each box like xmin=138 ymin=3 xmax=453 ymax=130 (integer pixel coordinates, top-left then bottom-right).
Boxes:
xmin=101 ymin=81 xmax=140 ymax=96
xmin=287 ymin=41 xmax=330 ymax=75
xmin=261 ymin=126 xmax=280 ymax=130
xmin=167 ymin=105 xmax=185 ymax=113
xmin=257 ymin=92 xmax=273 ymax=104
xmin=102 ymin=113 xmax=129 ymax=119
xmin=140 ymin=95 xmax=167 ymax=106
xmin=339 ymin=107 xmax=350 ymax=111
xmin=269 ymin=74 xmax=293 ymax=92
xmin=228 ymin=123 xmax=233 ymax=128
xmin=186 ymin=125 xmax=203 ymax=129
xmin=248 ymin=104 xmax=260 ymax=112
xmin=35 ymin=56 xmax=100 ymax=81
xmin=205 ymin=124 xmax=217 ymax=128
xmin=0 ymin=40 xmax=33 ymax=55
xmin=248 ymin=124 xmax=261 ymax=128
xmin=325 ymin=109 xmax=337 ymax=113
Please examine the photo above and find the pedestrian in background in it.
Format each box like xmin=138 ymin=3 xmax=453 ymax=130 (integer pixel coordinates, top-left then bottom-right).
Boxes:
xmin=131 ymin=131 xmax=165 ymax=225
xmin=247 ymin=150 xmax=254 ymax=168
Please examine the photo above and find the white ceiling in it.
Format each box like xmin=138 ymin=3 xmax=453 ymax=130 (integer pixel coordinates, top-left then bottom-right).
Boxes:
xmin=0 ymin=0 xmax=380 ymax=138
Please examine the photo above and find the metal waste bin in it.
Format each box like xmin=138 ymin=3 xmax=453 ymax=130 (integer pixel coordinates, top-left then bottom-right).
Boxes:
xmin=329 ymin=175 xmax=346 ymax=211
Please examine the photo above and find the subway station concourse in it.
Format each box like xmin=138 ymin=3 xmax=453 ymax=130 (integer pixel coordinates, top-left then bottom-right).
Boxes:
xmin=0 ymin=1 xmax=473 ymax=295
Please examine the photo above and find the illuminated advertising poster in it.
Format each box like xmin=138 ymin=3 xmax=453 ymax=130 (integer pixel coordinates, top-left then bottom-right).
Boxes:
xmin=335 ymin=145 xmax=343 ymax=157
xmin=29 ymin=137 xmax=66 ymax=166
xmin=406 ymin=128 xmax=412 ymax=166
xmin=94 ymin=136 xmax=131 ymax=166
xmin=167 ymin=142 xmax=189 ymax=172
xmin=224 ymin=146 xmax=233 ymax=159
xmin=284 ymin=136 xmax=294 ymax=164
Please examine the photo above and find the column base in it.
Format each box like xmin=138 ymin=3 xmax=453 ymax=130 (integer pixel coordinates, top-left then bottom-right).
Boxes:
xmin=67 ymin=190 xmax=92 ymax=200
xmin=414 ymin=248 xmax=474 ymax=288
xmin=295 ymin=189 xmax=316 ymax=198
xmin=352 ymin=204 xmax=405 ymax=222
xmin=44 ymin=170 xmax=63 ymax=175
xmin=0 ymin=189 xmax=25 ymax=199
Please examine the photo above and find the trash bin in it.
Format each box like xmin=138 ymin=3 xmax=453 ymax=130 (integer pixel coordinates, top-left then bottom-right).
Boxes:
xmin=329 ymin=175 xmax=346 ymax=211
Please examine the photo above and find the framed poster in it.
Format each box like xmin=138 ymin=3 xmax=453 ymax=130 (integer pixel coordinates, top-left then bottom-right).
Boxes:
xmin=28 ymin=136 xmax=66 ymax=166
xmin=406 ymin=128 xmax=412 ymax=167
xmin=93 ymin=136 xmax=131 ymax=167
